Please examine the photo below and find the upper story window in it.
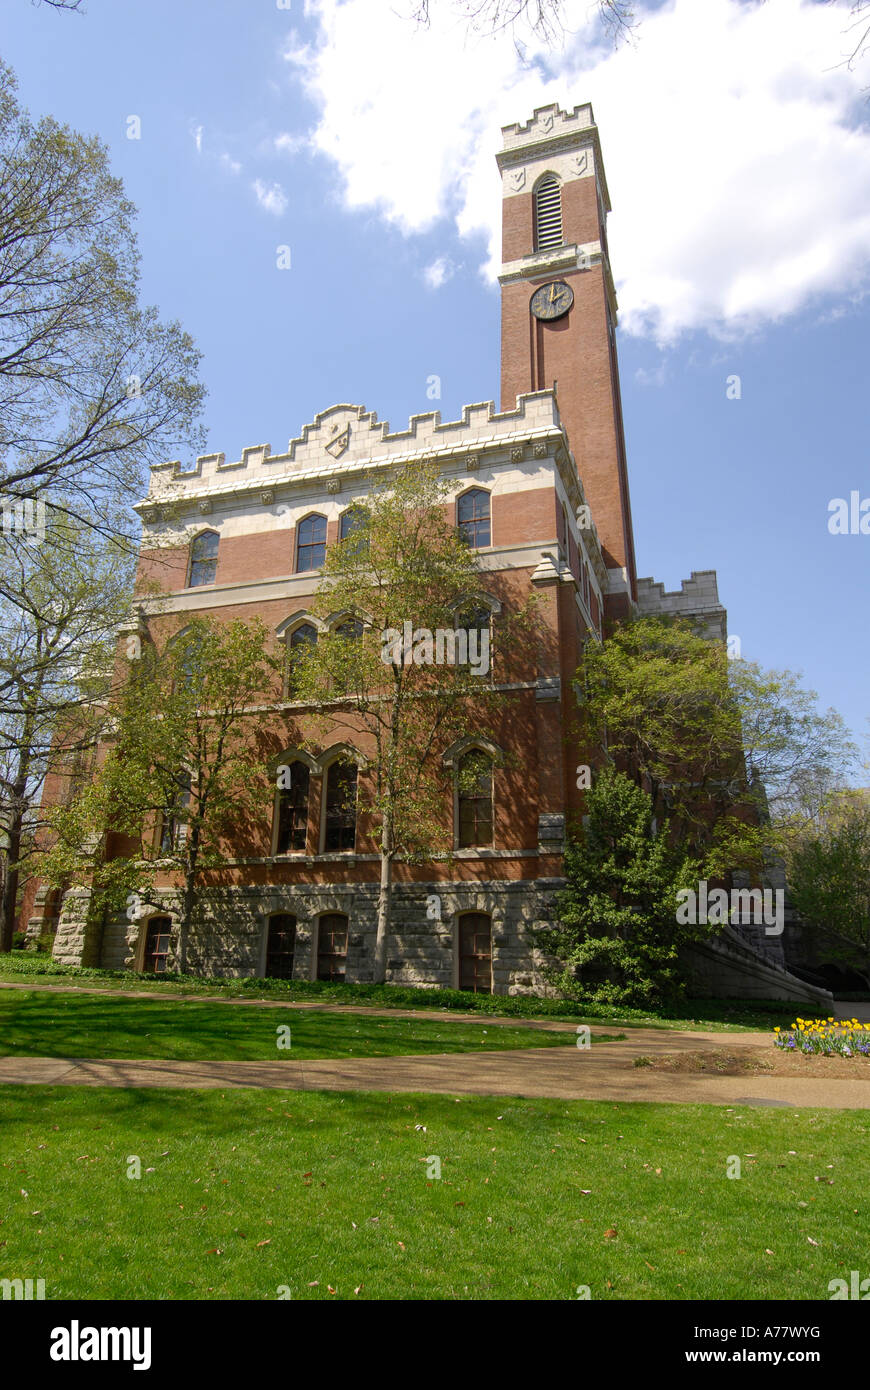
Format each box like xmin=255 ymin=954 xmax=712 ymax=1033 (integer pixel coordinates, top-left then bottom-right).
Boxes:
xmin=323 ymin=760 xmax=358 ymax=852
xmin=188 ymin=530 xmax=219 ymax=587
xmin=339 ymin=505 xmax=370 ymax=556
xmin=457 ymin=489 xmax=491 ymax=549
xmin=274 ymin=760 xmax=310 ymax=854
xmin=296 ymin=514 xmax=327 ymax=572
xmin=159 ymin=770 xmax=192 ymax=854
xmin=534 ymin=174 xmax=563 ymax=251
xmin=457 ymin=749 xmax=493 ymax=849
xmin=286 ymin=621 xmax=317 ymax=696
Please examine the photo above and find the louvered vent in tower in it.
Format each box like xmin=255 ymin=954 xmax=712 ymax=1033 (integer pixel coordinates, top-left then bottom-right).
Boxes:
xmin=534 ymin=175 xmax=563 ymax=251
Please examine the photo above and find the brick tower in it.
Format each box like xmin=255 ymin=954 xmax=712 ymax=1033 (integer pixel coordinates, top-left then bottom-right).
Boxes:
xmin=497 ymin=103 xmax=637 ymax=615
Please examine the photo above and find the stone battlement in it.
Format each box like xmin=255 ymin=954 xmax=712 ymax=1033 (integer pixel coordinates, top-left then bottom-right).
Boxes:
xmin=139 ymin=391 xmax=568 ymax=506
xmin=501 ymin=103 xmax=595 ymax=150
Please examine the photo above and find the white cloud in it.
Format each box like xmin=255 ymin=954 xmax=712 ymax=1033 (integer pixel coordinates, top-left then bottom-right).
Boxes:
xmin=274 ymin=132 xmax=309 ymax=156
xmin=190 ymin=122 xmax=203 ymax=155
xmin=635 ymin=361 xmax=668 ymax=388
xmin=253 ymin=178 xmax=289 ymax=216
xmin=220 ymin=152 xmax=242 ymax=175
xmin=423 ymin=256 xmax=456 ymax=289
xmin=282 ymin=0 xmax=870 ymax=342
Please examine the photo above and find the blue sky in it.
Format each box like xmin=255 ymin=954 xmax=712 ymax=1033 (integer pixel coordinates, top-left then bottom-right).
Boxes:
xmin=3 ymin=0 xmax=868 ymax=764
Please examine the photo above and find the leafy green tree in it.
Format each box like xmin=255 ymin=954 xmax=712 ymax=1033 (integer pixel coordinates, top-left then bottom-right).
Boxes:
xmin=291 ymin=460 xmax=536 ymax=983
xmin=0 ymin=514 xmax=133 ymax=951
xmin=0 ymin=59 xmax=205 ymax=539
xmin=42 ymin=617 xmax=278 ymax=974
xmin=787 ymin=790 xmax=870 ymax=982
xmin=538 ymin=766 xmax=702 ymax=1007
xmin=576 ymin=616 xmax=854 ymax=870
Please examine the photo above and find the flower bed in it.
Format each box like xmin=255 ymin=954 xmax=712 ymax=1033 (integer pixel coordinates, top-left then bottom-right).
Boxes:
xmin=774 ymin=1017 xmax=870 ymax=1057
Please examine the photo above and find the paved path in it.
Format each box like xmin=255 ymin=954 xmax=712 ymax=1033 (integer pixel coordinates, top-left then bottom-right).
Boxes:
xmin=2 ymin=1028 xmax=870 ymax=1108
xmin=3 ymin=979 xmax=868 ymax=1107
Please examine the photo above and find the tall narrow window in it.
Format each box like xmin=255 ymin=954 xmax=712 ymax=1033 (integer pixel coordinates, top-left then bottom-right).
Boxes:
xmin=534 ymin=175 xmax=563 ymax=251
xmin=265 ymin=914 xmax=297 ymax=979
xmin=159 ymin=771 xmax=191 ymax=854
xmin=317 ymin=913 xmax=348 ymax=981
xmin=286 ymin=622 xmax=317 ymax=696
xmin=339 ymin=505 xmax=369 ymax=556
xmin=188 ymin=530 xmax=219 ymax=587
xmin=296 ymin=514 xmax=327 ymax=572
xmin=457 ymin=750 xmax=493 ymax=848
xmin=457 ymin=489 xmax=491 ymax=549
xmin=274 ymin=761 xmax=310 ymax=853
xmin=142 ymin=916 xmax=172 ymax=974
xmin=459 ymin=913 xmax=492 ymax=993
xmin=323 ymin=761 xmax=357 ymax=851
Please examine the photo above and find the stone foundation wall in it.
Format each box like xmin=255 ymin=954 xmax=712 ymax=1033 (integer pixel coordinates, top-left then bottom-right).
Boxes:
xmin=86 ymin=878 xmax=566 ymax=996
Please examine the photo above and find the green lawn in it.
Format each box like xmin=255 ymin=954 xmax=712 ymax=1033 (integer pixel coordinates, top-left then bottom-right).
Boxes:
xmin=0 ymin=953 xmax=810 ymax=1031
xmin=0 ymin=991 xmax=605 ymax=1061
xmin=0 ymin=1085 xmax=864 ymax=1300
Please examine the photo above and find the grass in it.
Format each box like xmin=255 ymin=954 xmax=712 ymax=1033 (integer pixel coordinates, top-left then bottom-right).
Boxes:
xmin=0 ymin=1085 xmax=865 ymax=1300
xmin=0 ymin=991 xmax=609 ymax=1062
xmin=0 ymin=952 xmax=811 ymax=1032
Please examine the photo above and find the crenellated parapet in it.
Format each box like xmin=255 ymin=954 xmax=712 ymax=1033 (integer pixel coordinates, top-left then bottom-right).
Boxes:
xmin=635 ymin=570 xmax=727 ymax=642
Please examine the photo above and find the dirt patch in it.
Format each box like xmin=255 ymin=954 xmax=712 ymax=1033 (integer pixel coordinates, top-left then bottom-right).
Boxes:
xmin=634 ymin=1047 xmax=870 ymax=1079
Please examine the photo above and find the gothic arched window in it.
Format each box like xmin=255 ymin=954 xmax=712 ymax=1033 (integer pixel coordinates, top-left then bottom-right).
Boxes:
xmin=296 ymin=514 xmax=327 ymax=572
xmin=534 ymin=174 xmax=563 ymax=251
xmin=339 ymin=505 xmax=370 ymax=556
xmin=273 ymin=760 xmax=311 ymax=854
xmin=188 ymin=530 xmax=219 ymax=587
xmin=322 ymin=760 xmax=358 ymax=852
xmin=457 ymin=750 xmax=494 ymax=848
xmin=457 ymin=489 xmax=491 ymax=549
xmin=286 ymin=622 xmax=317 ymax=696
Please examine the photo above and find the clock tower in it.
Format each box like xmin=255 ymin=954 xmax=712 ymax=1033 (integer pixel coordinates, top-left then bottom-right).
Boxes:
xmin=497 ymin=103 xmax=637 ymax=615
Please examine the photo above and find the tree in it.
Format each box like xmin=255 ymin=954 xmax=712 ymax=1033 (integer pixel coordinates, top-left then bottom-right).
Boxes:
xmin=41 ymin=617 xmax=278 ymax=974
xmin=0 ymin=514 xmax=133 ymax=952
xmin=408 ymin=0 xmax=636 ymax=46
xmin=538 ymin=765 xmax=702 ymax=1007
xmin=0 ymin=59 xmax=205 ymax=541
xmin=787 ymin=789 xmax=870 ymax=982
xmin=575 ymin=616 xmax=855 ymax=871
xmin=291 ymin=460 xmax=536 ymax=983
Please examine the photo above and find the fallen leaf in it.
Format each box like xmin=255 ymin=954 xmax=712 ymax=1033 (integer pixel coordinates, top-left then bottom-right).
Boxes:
xmin=256 ymin=1239 xmax=271 ymax=1247
xmin=397 ymin=1241 xmax=406 ymax=1251
xmin=354 ymin=1285 xmax=363 ymax=1295
xmin=808 ymin=1237 xmax=819 ymax=1246
xmin=205 ymin=1248 xmax=222 ymax=1256
xmin=765 ymin=1248 xmax=774 ymax=1256
xmin=603 ymin=1228 xmax=618 ymax=1239
xmin=327 ymin=1285 xmax=337 ymax=1295
xmin=644 ymin=1261 xmax=655 ymax=1272
xmin=307 ymin=1281 xmax=319 ymax=1287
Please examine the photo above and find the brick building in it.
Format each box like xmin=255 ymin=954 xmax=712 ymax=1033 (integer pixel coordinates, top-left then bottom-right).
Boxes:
xmin=24 ymin=103 xmax=829 ymax=1004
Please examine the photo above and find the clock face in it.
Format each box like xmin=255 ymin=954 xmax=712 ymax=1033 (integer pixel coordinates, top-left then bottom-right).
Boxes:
xmin=530 ymin=280 xmax=574 ymax=321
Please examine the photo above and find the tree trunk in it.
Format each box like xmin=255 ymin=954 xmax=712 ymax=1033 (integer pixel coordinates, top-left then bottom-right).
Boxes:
xmin=372 ymin=817 xmax=393 ymax=985
xmin=0 ymin=809 xmax=23 ymax=953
